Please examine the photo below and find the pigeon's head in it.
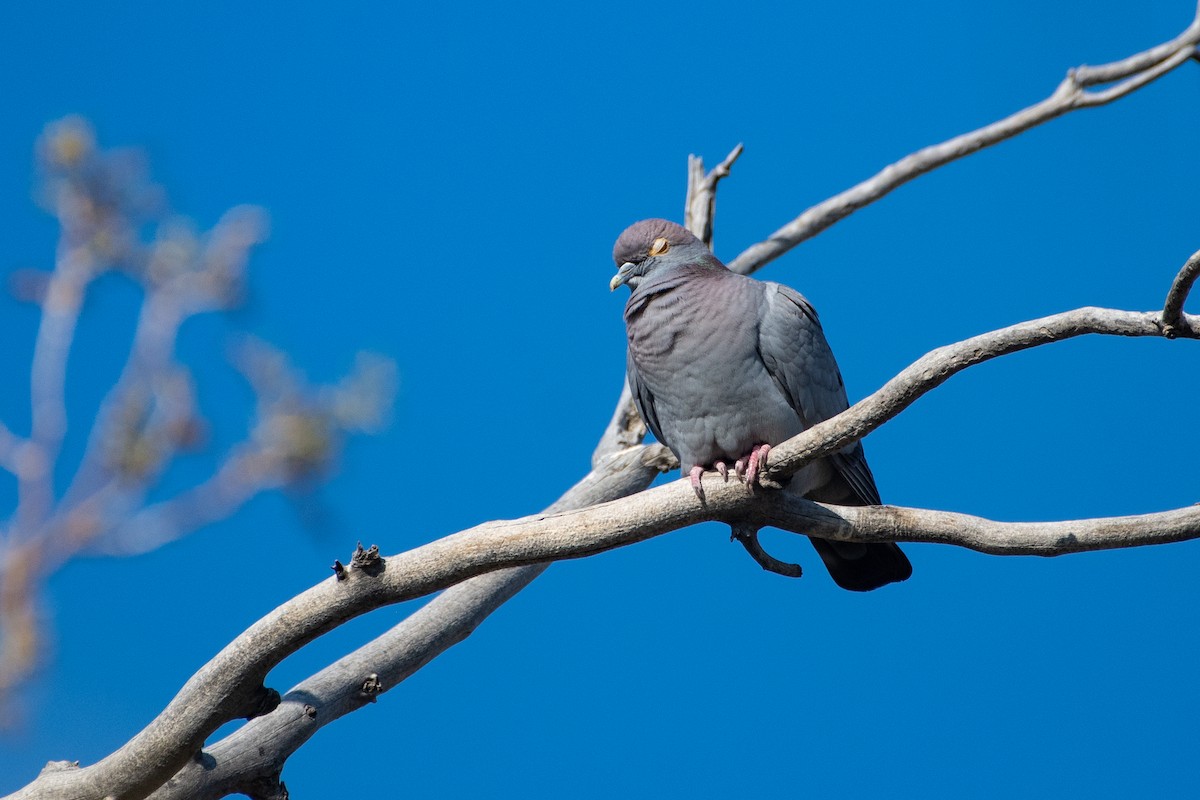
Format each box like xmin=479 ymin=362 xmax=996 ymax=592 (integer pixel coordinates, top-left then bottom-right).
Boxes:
xmin=609 ymin=219 xmax=711 ymax=291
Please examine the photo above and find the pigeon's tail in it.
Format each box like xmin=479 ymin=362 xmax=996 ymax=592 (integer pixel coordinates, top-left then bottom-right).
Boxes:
xmin=807 ymin=538 xmax=912 ymax=592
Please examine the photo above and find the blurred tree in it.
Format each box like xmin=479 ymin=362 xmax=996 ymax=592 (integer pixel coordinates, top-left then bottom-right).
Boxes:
xmin=0 ymin=117 xmax=395 ymax=724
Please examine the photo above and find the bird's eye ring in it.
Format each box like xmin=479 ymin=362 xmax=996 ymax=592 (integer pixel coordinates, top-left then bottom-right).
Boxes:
xmin=649 ymin=237 xmax=670 ymax=257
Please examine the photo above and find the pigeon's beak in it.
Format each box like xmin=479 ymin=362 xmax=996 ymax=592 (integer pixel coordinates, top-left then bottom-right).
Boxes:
xmin=609 ymin=261 xmax=636 ymax=291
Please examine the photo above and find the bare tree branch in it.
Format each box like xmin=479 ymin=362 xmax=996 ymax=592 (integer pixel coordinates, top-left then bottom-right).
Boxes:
xmin=685 ymin=143 xmax=744 ymax=248
xmin=731 ymin=525 xmax=803 ymax=578
xmin=725 ymin=7 xmax=1200 ymax=276
xmin=2 ymin=251 xmax=95 ymax=708
xmin=18 ymin=406 xmax=1200 ymax=800
xmin=1162 ymin=249 xmax=1200 ymax=339
xmin=20 ymin=491 xmax=1200 ymax=800
xmin=763 ymin=307 xmax=1198 ymax=484
xmin=13 ymin=289 xmax=1196 ymax=800
xmin=148 ymin=445 xmax=668 ymax=800
xmin=1070 ymin=9 xmax=1200 ymax=86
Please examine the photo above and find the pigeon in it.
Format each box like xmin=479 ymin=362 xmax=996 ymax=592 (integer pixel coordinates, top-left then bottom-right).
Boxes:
xmin=610 ymin=219 xmax=911 ymax=591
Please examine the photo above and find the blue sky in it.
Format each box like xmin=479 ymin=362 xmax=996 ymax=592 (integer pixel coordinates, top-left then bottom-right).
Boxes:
xmin=1 ymin=1 xmax=1198 ymax=797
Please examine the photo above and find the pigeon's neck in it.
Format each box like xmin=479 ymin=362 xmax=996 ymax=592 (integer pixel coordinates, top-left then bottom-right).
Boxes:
xmin=682 ymin=251 xmax=725 ymax=273
xmin=624 ymin=256 xmax=734 ymax=320
xmin=646 ymin=253 xmax=727 ymax=285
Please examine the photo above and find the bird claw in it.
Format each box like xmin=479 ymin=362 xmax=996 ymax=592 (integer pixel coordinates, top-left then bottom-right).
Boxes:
xmin=746 ymin=443 xmax=770 ymax=486
xmin=688 ymin=465 xmax=706 ymax=502
xmin=691 ymin=448 xmax=768 ymax=501
xmin=734 ymin=444 xmax=771 ymax=488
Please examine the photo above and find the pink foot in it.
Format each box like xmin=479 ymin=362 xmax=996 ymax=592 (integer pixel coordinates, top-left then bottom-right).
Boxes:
xmin=745 ymin=443 xmax=771 ymax=486
xmin=734 ymin=444 xmax=771 ymax=488
xmin=688 ymin=465 xmax=706 ymax=501
xmin=715 ymin=461 xmax=729 ymax=482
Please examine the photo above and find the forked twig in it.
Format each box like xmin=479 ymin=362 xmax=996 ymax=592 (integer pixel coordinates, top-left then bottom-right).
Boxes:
xmin=685 ymin=143 xmax=745 ymax=247
xmin=727 ymin=7 xmax=1200 ymax=276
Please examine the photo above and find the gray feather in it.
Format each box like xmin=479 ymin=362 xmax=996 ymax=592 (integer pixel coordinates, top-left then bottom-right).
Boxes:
xmin=757 ymin=283 xmax=882 ymax=506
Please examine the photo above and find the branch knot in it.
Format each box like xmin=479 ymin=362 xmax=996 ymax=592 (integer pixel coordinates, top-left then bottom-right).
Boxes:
xmin=350 ymin=541 xmax=384 ymax=576
xmin=359 ymin=672 xmax=384 ymax=701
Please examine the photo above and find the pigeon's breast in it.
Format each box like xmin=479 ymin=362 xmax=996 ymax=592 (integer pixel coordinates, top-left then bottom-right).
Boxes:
xmin=625 ymin=271 xmax=802 ymax=468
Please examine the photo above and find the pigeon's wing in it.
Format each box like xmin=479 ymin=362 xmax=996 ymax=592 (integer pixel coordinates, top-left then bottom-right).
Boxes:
xmin=757 ymin=283 xmax=881 ymax=505
xmin=626 ymin=347 xmax=668 ymax=449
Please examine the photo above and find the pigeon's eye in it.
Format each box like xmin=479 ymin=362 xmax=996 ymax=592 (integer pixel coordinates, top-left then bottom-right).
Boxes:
xmin=649 ymin=237 xmax=670 ymax=257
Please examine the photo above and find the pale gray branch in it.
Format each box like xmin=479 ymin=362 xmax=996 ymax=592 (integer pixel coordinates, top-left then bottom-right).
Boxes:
xmin=1071 ymin=4 xmax=1200 ymax=86
xmin=731 ymin=525 xmax=803 ymax=578
xmin=149 ymin=445 xmax=667 ymax=800
xmin=1162 ymin=248 xmax=1200 ymax=339
xmin=725 ymin=7 xmax=1200 ymax=276
xmin=1076 ymin=44 xmax=1196 ymax=105
xmin=19 ymin=457 xmax=1200 ymax=799
xmin=685 ymin=143 xmax=744 ymax=247
xmin=763 ymin=307 xmax=1198 ymax=483
xmin=13 ymin=297 xmax=1197 ymax=800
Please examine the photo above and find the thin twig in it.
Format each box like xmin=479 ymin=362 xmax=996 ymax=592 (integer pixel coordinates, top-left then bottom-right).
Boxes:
xmin=1077 ymin=45 xmax=1196 ymax=105
xmin=726 ymin=9 xmax=1200 ymax=276
xmin=19 ymin=256 xmax=92 ymax=531
xmin=1071 ymin=7 xmax=1200 ymax=86
xmin=731 ymin=526 xmax=803 ymax=577
xmin=0 ymin=423 xmax=22 ymax=476
xmin=684 ymin=143 xmax=744 ymax=247
xmin=58 ymin=292 xmax=186 ymax=509
xmin=1161 ymin=249 xmax=1200 ymax=338
xmin=97 ymin=449 xmax=283 ymax=556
